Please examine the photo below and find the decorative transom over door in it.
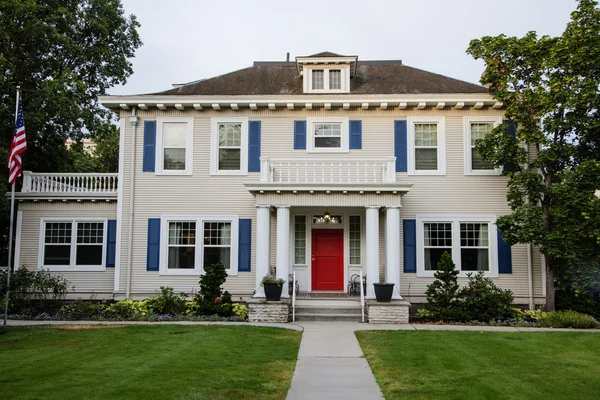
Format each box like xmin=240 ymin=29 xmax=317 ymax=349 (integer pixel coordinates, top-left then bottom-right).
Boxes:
xmin=311 ymin=229 xmax=344 ymax=291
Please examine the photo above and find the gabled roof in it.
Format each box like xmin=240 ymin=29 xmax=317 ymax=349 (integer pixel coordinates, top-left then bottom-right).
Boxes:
xmin=153 ymin=61 xmax=488 ymax=96
xmin=305 ymin=51 xmax=345 ymax=57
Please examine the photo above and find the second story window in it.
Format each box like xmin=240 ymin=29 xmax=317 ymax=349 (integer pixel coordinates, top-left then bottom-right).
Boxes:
xmin=329 ymin=70 xmax=341 ymax=89
xmin=464 ymin=116 xmax=501 ymax=175
xmin=408 ymin=116 xmax=446 ymax=175
xmin=312 ymin=70 xmax=324 ymax=90
xmin=306 ymin=117 xmax=349 ymax=153
xmin=211 ymin=117 xmax=248 ymax=175
xmin=315 ymin=123 xmax=342 ymax=148
xmin=156 ymin=117 xmax=194 ymax=176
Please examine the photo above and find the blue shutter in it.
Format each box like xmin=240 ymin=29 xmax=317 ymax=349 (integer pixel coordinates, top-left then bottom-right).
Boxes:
xmin=248 ymin=121 xmax=261 ymax=172
xmin=238 ymin=219 xmax=252 ymax=272
xmin=143 ymin=121 xmax=156 ymax=172
xmin=146 ymin=218 xmax=160 ymax=271
xmin=349 ymin=120 xmax=362 ymax=149
xmin=394 ymin=120 xmax=408 ymax=172
xmin=294 ymin=120 xmax=306 ymax=149
xmin=106 ymin=220 xmax=117 ymax=268
xmin=503 ymin=120 xmax=518 ymax=173
xmin=403 ymin=219 xmax=416 ymax=273
xmin=498 ymin=230 xmax=513 ymax=274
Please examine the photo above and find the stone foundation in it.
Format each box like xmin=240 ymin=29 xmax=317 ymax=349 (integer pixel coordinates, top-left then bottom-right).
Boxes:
xmin=247 ymin=299 xmax=290 ymax=323
xmin=367 ymin=299 xmax=411 ymax=324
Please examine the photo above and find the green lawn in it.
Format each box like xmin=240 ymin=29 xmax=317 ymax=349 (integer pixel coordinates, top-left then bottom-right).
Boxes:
xmin=356 ymin=330 xmax=600 ymax=400
xmin=0 ymin=325 xmax=301 ymax=400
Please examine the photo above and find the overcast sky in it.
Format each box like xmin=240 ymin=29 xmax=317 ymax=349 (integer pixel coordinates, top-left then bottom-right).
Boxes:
xmin=111 ymin=0 xmax=578 ymax=96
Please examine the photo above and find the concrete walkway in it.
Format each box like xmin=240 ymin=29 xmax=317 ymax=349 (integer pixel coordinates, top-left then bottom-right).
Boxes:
xmin=286 ymin=322 xmax=384 ymax=400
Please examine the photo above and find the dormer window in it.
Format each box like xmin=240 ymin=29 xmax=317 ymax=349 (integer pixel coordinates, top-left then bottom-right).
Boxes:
xmin=329 ymin=70 xmax=341 ymax=89
xmin=297 ymin=53 xmax=357 ymax=94
xmin=312 ymin=70 xmax=324 ymax=90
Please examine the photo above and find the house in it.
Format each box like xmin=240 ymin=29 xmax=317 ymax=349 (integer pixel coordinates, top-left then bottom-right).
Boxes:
xmin=12 ymin=52 xmax=546 ymax=309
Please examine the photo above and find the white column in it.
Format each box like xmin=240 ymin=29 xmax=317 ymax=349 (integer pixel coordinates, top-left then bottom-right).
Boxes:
xmin=276 ymin=205 xmax=291 ymax=298
xmin=385 ymin=206 xmax=402 ymax=299
xmin=254 ymin=205 xmax=271 ymax=298
xmin=365 ymin=206 xmax=380 ymax=299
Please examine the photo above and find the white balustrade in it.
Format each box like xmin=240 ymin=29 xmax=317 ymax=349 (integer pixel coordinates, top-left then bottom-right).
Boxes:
xmin=21 ymin=171 xmax=118 ymax=194
xmin=261 ymin=157 xmax=396 ymax=184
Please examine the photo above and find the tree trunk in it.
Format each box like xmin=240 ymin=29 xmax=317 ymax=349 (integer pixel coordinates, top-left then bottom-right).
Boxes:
xmin=545 ymin=259 xmax=556 ymax=311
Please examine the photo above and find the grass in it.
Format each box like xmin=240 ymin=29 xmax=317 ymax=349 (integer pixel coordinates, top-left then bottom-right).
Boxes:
xmin=0 ymin=325 xmax=301 ymax=400
xmin=356 ymin=330 xmax=600 ymax=400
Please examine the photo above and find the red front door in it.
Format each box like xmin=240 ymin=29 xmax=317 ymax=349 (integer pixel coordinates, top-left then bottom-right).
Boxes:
xmin=312 ymin=229 xmax=344 ymax=291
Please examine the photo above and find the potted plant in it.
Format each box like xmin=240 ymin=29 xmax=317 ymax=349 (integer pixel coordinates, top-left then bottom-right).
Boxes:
xmin=261 ymin=274 xmax=286 ymax=301
xmin=373 ymin=283 xmax=395 ymax=302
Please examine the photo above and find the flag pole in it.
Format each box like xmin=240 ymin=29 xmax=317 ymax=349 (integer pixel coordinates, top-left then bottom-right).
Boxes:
xmin=3 ymin=86 xmax=20 ymax=328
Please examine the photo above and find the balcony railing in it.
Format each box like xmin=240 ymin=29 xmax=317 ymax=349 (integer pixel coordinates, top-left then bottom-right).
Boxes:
xmin=260 ymin=157 xmax=396 ymax=184
xmin=21 ymin=171 xmax=118 ymax=194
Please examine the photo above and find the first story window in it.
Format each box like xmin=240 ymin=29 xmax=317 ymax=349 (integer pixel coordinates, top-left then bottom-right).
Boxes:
xmin=211 ymin=118 xmax=248 ymax=175
xmin=161 ymin=215 xmax=239 ymax=275
xmin=156 ymin=117 xmax=194 ymax=175
xmin=416 ymin=216 xmax=497 ymax=277
xmin=349 ymin=216 xmax=361 ymax=265
xmin=41 ymin=220 xmax=106 ymax=270
xmin=294 ymin=216 xmax=306 ymax=264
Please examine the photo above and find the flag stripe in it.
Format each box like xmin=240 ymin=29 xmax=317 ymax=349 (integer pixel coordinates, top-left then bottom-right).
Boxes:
xmin=8 ymin=96 xmax=27 ymax=184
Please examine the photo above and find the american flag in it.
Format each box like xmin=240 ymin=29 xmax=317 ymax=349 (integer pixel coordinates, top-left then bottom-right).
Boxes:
xmin=8 ymin=96 xmax=27 ymax=184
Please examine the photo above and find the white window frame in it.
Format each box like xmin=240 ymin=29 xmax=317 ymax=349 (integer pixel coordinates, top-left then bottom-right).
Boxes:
xmin=303 ymin=65 xmax=350 ymax=93
xmin=415 ymin=214 xmax=498 ymax=278
xmin=155 ymin=117 xmax=194 ymax=176
xmin=464 ymin=116 xmax=502 ymax=176
xmin=293 ymin=215 xmax=307 ymax=266
xmin=348 ymin=215 xmax=363 ymax=266
xmin=159 ymin=214 xmax=239 ymax=276
xmin=306 ymin=117 xmax=349 ymax=153
xmin=408 ymin=116 xmax=446 ymax=175
xmin=38 ymin=218 xmax=108 ymax=272
xmin=210 ymin=117 xmax=248 ymax=176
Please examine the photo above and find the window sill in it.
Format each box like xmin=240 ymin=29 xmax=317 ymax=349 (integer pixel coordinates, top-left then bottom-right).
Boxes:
xmin=408 ymin=171 xmax=446 ymax=176
xmin=416 ymin=271 xmax=498 ymax=278
xmin=305 ymin=148 xmax=349 ymax=154
xmin=41 ymin=266 xmax=107 ymax=272
xmin=159 ymin=270 xmax=238 ymax=276
xmin=155 ymin=170 xmax=193 ymax=176
xmin=210 ymin=170 xmax=248 ymax=176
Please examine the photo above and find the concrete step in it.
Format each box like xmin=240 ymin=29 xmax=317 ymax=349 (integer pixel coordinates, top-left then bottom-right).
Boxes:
xmin=294 ymin=306 xmax=362 ymax=315
xmin=293 ymin=313 xmax=364 ymax=322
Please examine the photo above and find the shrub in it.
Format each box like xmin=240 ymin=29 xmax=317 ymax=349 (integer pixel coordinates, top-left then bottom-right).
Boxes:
xmin=423 ymin=252 xmax=462 ymax=321
xmin=57 ymin=299 xmax=107 ymax=320
xmin=458 ymin=272 xmax=514 ymax=322
xmin=105 ymin=299 xmax=147 ymax=318
xmin=144 ymin=287 xmax=187 ymax=315
xmin=556 ymin=260 xmax=600 ymax=318
xmin=538 ymin=310 xmax=599 ymax=329
xmin=193 ymin=262 xmax=233 ymax=317
xmin=231 ymin=303 xmax=248 ymax=319
xmin=0 ymin=267 xmax=70 ymax=313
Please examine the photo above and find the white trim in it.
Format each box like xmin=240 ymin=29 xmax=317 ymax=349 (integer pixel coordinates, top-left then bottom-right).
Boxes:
xmin=115 ymin=117 xmax=126 ymax=291
xmin=306 ymin=117 xmax=349 ymax=153
xmin=415 ymin=214 xmax=498 ymax=278
xmin=14 ymin=211 xmax=23 ymax=269
xmin=407 ymin=116 xmax=446 ymax=175
xmin=210 ymin=117 xmax=249 ymax=176
xmin=155 ymin=117 xmax=194 ymax=176
xmin=159 ymin=214 xmax=239 ymax=276
xmin=303 ymin=65 xmax=350 ymax=94
xmin=463 ymin=116 xmax=502 ymax=176
xmin=38 ymin=218 xmax=108 ymax=272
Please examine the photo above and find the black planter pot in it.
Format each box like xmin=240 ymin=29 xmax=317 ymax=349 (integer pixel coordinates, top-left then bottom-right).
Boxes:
xmin=263 ymin=283 xmax=283 ymax=301
xmin=373 ymin=283 xmax=395 ymax=302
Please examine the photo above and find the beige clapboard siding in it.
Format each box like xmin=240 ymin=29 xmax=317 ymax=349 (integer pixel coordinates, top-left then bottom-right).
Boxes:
xmin=116 ymin=106 xmax=542 ymax=300
xmin=18 ymin=202 xmax=116 ymax=296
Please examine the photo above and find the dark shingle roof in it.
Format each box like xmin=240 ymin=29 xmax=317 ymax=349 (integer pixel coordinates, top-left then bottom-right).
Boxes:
xmin=304 ymin=51 xmax=346 ymax=58
xmin=154 ymin=61 xmax=487 ymax=96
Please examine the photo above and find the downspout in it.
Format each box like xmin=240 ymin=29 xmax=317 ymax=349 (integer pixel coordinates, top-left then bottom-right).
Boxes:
xmin=527 ymin=243 xmax=534 ymax=310
xmin=126 ymin=107 xmax=138 ymax=298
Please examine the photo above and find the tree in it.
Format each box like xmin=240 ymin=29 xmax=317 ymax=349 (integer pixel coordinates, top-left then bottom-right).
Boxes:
xmin=423 ymin=252 xmax=461 ymax=321
xmin=0 ymin=0 xmax=141 ymax=262
xmin=467 ymin=0 xmax=600 ymax=310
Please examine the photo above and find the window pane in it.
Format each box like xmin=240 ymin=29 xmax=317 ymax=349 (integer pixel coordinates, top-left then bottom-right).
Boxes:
xmin=472 ymin=149 xmax=494 ymax=170
xmin=460 ymin=223 xmax=489 ymax=247
xmin=329 ymin=70 xmax=341 ymax=89
xmin=44 ymin=245 xmax=71 ymax=265
xmin=218 ymin=123 xmax=241 ymax=146
xmin=415 ymin=124 xmax=438 ymax=146
xmin=163 ymin=123 xmax=187 ymax=147
xmin=45 ymin=222 xmax=71 ymax=244
xmin=164 ymin=148 xmax=186 ymax=170
xmin=349 ymin=216 xmax=361 ymax=264
xmin=461 ymin=249 xmax=489 ymax=271
xmin=76 ymin=245 xmax=103 ymax=265
xmin=294 ymin=216 xmax=306 ymax=264
xmin=415 ymin=148 xmax=438 ymax=170
xmin=315 ymin=137 xmax=341 ymax=148
xmin=470 ymin=123 xmax=493 ymax=144
xmin=168 ymin=247 xmax=195 ymax=269
xmin=203 ymin=222 xmax=231 ymax=246
xmin=169 ymin=222 xmax=196 ymax=245
xmin=424 ymin=223 xmax=452 ymax=247
xmin=312 ymin=70 xmax=324 ymax=89
xmin=219 ymin=149 xmax=241 ymax=170
xmin=204 ymin=247 xmax=231 ymax=270
xmin=77 ymin=222 xmax=104 ymax=244
xmin=424 ymin=248 xmax=451 ymax=271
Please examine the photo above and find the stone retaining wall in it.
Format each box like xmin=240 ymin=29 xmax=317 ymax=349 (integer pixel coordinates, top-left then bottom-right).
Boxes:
xmin=247 ymin=300 xmax=289 ymax=323
xmin=367 ymin=300 xmax=411 ymax=324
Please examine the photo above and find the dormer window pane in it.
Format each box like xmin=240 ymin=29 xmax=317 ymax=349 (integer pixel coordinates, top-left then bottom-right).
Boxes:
xmin=312 ymin=70 xmax=324 ymax=89
xmin=329 ymin=70 xmax=341 ymax=89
